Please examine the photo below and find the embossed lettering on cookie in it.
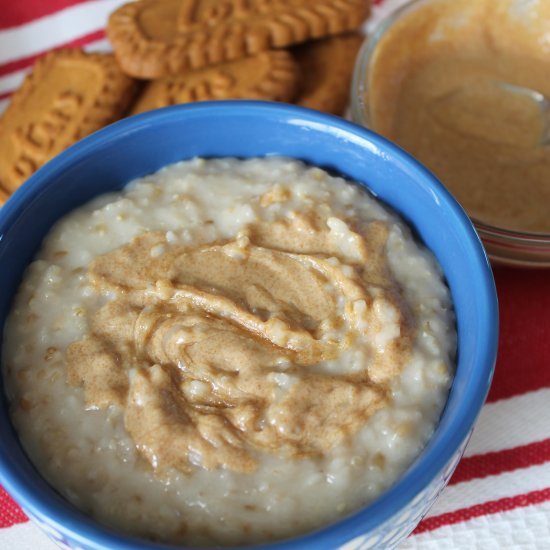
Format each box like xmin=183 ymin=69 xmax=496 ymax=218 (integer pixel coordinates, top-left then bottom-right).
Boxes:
xmin=0 ymin=50 xmax=137 ymax=193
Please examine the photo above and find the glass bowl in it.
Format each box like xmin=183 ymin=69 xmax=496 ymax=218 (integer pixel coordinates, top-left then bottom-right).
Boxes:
xmin=351 ymin=0 xmax=550 ymax=267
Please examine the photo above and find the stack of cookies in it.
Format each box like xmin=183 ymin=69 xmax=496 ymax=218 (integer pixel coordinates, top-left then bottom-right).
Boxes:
xmin=0 ymin=0 xmax=369 ymax=204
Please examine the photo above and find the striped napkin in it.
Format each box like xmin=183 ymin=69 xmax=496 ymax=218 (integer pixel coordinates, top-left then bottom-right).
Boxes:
xmin=1 ymin=1 xmax=549 ymax=548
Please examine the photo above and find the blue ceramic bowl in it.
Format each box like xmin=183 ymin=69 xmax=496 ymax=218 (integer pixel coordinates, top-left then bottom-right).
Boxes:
xmin=0 ymin=101 xmax=497 ymax=550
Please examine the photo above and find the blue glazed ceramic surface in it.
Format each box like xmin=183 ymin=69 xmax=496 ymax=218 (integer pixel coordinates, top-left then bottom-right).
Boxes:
xmin=0 ymin=101 xmax=498 ymax=550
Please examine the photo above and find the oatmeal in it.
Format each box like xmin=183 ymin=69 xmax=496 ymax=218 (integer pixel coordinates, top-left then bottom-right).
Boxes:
xmin=2 ymin=157 xmax=455 ymax=546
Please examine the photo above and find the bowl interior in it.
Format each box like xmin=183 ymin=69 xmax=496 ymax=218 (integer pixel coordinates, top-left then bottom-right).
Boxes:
xmin=0 ymin=101 xmax=498 ymax=549
xmin=351 ymin=0 xmax=550 ymax=267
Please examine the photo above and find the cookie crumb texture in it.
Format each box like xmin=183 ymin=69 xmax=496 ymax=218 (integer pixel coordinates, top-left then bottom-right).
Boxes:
xmin=131 ymin=50 xmax=299 ymax=114
xmin=292 ymin=32 xmax=363 ymax=114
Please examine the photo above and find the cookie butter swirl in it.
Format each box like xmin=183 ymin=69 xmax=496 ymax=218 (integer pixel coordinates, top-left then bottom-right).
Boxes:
xmin=67 ymin=211 xmax=412 ymax=475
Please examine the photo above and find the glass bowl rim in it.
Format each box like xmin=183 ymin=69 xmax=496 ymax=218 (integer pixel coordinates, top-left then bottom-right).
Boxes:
xmin=350 ymin=0 xmax=550 ymax=265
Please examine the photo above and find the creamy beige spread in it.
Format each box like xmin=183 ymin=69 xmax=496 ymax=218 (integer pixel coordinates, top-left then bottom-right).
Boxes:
xmin=3 ymin=157 xmax=454 ymax=546
xmin=366 ymin=0 xmax=550 ymax=233
xmin=67 ymin=210 xmax=411 ymax=475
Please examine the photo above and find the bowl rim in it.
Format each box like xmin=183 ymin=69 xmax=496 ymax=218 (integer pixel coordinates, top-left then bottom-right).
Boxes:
xmin=350 ymin=0 xmax=550 ymax=266
xmin=0 ymin=100 xmax=498 ymax=550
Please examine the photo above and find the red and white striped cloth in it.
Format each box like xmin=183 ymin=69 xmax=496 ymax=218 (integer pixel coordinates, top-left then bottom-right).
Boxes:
xmin=1 ymin=1 xmax=549 ymax=548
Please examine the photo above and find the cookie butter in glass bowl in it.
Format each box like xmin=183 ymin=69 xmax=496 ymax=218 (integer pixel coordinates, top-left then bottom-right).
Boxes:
xmin=0 ymin=102 xmax=497 ymax=550
xmin=352 ymin=0 xmax=550 ymax=266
